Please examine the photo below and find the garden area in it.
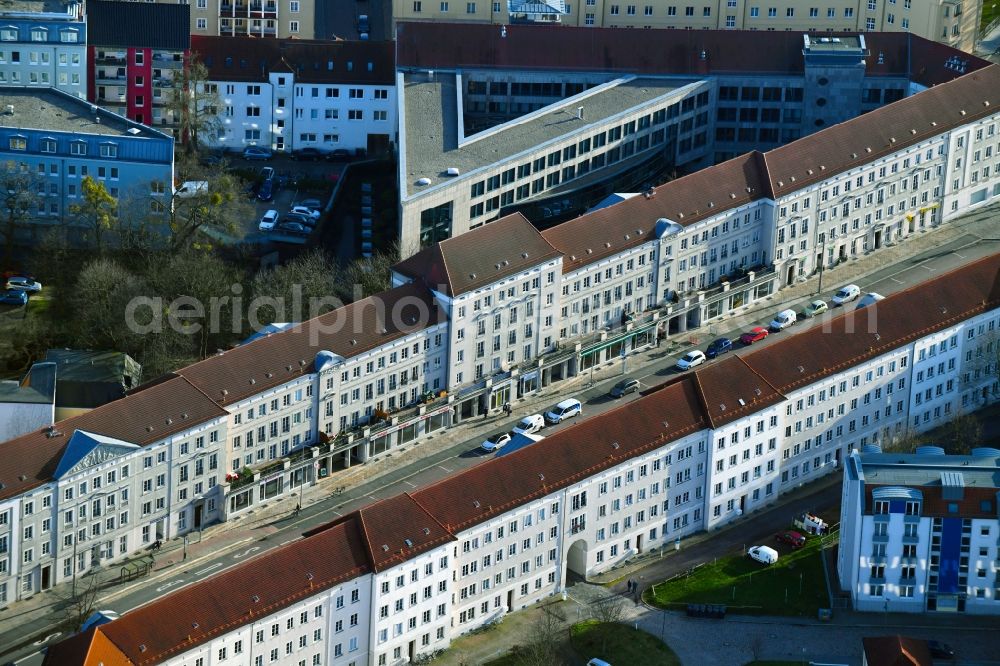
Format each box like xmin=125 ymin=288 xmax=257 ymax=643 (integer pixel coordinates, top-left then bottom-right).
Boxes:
xmin=644 ymin=534 xmax=833 ymax=617
xmin=570 ymin=620 xmax=681 ymax=666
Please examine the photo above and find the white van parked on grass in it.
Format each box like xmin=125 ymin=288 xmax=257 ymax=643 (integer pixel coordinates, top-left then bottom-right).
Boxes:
xmin=747 ymin=545 xmax=779 ymax=565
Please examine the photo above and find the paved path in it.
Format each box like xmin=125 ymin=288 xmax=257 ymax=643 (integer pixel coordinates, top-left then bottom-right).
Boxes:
xmin=3 ymin=204 xmax=1000 ymax=662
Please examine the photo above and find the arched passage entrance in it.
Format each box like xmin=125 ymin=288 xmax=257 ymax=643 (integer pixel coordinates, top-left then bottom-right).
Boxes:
xmin=567 ymin=539 xmax=589 ymax=581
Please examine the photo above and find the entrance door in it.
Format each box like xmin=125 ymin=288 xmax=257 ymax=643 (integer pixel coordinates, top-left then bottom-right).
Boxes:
xmin=41 ymin=565 xmax=51 ymax=590
xmin=507 ymin=589 xmax=514 ymax=613
xmin=408 ymin=640 xmax=416 ymax=663
xmin=490 ymin=385 xmax=510 ymax=411
xmin=636 ymin=534 xmax=643 ymax=554
xmin=874 ymin=230 xmax=882 ymax=249
xmin=194 ymin=504 xmax=203 ymax=530
xmin=739 ymin=495 xmax=746 ymax=514
xmin=786 ymin=264 xmax=796 ymax=286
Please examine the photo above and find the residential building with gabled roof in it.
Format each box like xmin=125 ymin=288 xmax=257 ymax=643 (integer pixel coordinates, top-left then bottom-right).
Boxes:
xmin=191 ymin=35 xmax=395 ymax=154
xmin=0 ymin=0 xmax=86 ymax=99
xmin=43 ymin=252 xmax=1000 ymax=665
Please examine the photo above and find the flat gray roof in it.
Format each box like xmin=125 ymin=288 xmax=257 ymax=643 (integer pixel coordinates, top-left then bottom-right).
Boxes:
xmin=857 ymin=452 xmax=1000 ymax=490
xmin=402 ymin=72 xmax=688 ymax=198
xmin=0 ymin=0 xmax=77 ymax=16
xmin=0 ymin=88 xmax=165 ymax=138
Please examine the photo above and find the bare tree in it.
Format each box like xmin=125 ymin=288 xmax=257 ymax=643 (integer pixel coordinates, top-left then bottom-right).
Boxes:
xmin=587 ymin=594 xmax=628 ymax=656
xmin=56 ymin=569 xmax=103 ymax=633
xmin=0 ymin=164 xmax=40 ymax=267
xmin=880 ymin=426 xmax=926 ymax=454
xmin=165 ymin=169 xmax=253 ymax=253
xmin=344 ymin=240 xmax=401 ymax=299
xmin=516 ymin=605 xmax=566 ymax=666
xmin=168 ymin=53 xmax=222 ymax=154
xmin=939 ymin=410 xmax=982 ymax=455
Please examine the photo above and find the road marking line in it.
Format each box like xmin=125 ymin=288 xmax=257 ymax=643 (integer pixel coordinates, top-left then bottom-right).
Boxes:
xmin=368 ymin=494 xmax=378 ymax=501
xmin=280 ymin=537 xmax=300 ymax=546
xmin=195 ymin=563 xmax=223 ymax=576
xmin=922 ymin=264 xmax=935 ymax=271
xmin=953 ymin=252 xmax=966 ymax=259
xmin=438 ymin=465 xmax=452 ymax=472
xmin=403 ymin=480 xmax=416 ymax=488
xmin=890 ymin=277 xmax=904 ymax=284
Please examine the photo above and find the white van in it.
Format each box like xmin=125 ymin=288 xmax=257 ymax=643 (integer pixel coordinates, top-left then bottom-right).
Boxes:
xmin=769 ymin=309 xmax=797 ymax=331
xmin=748 ymin=545 xmax=779 ymax=565
xmin=544 ymin=398 xmax=582 ymax=424
xmin=855 ymin=292 xmax=885 ymax=309
xmin=512 ymin=414 xmax=545 ymax=435
xmin=175 ymin=180 xmax=208 ymax=198
xmin=831 ymin=284 xmax=861 ymax=306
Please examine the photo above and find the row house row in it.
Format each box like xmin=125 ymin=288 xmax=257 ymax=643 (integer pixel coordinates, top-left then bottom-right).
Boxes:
xmin=3 ymin=63 xmax=1000 ymax=603
xmin=42 ymin=250 xmax=1000 ymax=666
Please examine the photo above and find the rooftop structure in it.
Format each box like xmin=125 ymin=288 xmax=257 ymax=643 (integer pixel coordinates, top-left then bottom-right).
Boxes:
xmin=0 ymin=87 xmax=169 ymax=139
xmin=402 ymin=74 xmax=688 ymax=198
xmin=85 ymin=0 xmax=190 ymax=51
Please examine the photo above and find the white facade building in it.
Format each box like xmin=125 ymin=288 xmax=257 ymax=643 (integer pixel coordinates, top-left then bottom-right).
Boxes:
xmin=43 ymin=251 xmax=1000 ymax=664
xmin=840 ymin=448 xmax=1000 ymax=615
xmin=192 ymin=36 xmax=396 ymax=155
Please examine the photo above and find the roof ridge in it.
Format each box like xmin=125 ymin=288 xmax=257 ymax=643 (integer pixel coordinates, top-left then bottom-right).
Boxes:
xmin=686 ymin=372 xmax=716 ymax=429
xmin=354 ymin=506 xmax=379 ymax=572
xmin=732 ymin=353 xmax=785 ymax=401
xmin=405 ymin=491 xmax=455 ymax=535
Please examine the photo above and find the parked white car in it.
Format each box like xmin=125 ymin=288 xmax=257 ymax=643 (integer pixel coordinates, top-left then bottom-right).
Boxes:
xmin=481 ymin=432 xmax=512 ymax=452
xmin=831 ymin=284 xmax=861 ymax=306
xmin=258 ymin=209 xmax=279 ymax=231
xmin=289 ymin=205 xmax=321 ymax=220
xmin=512 ymin=414 xmax=545 ymax=435
xmin=855 ymin=292 xmax=885 ymax=309
xmin=544 ymin=398 xmax=582 ymax=424
xmin=675 ymin=350 xmax=706 ymax=370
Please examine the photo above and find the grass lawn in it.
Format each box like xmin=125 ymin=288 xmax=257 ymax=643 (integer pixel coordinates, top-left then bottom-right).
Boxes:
xmin=644 ymin=534 xmax=831 ymax=617
xmin=569 ymin=620 xmax=681 ymax=666
xmin=983 ymin=0 xmax=1000 ymax=30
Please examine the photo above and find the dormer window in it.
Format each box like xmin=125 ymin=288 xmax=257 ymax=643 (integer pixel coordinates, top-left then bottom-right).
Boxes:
xmin=59 ymin=29 xmax=78 ymax=43
xmin=0 ymin=27 xmax=17 ymax=42
xmin=8 ymin=136 xmax=25 ymax=151
xmin=40 ymin=138 xmax=56 ymax=153
xmin=99 ymin=143 xmax=118 ymax=158
xmin=70 ymin=141 xmax=86 ymax=156
xmin=30 ymin=28 xmax=47 ymax=42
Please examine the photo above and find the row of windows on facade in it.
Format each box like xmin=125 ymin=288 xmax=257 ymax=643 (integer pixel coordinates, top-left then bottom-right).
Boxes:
xmin=216 ymin=19 xmax=303 ymax=32
xmin=0 ymin=27 xmax=79 ymax=43
xmin=215 ymin=83 xmax=387 ymax=99
xmin=6 ymin=138 xmax=120 ymax=157
xmin=0 ymin=50 xmax=81 ymax=65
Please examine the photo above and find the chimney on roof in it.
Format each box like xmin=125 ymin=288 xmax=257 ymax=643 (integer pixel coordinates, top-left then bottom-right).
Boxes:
xmin=577 ymin=106 xmax=584 ymax=120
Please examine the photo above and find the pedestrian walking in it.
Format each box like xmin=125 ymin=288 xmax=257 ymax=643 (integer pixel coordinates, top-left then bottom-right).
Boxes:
xmin=503 ymin=401 xmax=512 ymax=416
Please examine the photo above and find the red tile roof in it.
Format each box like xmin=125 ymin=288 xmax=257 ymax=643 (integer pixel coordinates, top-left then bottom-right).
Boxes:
xmin=0 ymin=376 xmax=226 ymax=502
xmin=866 ymin=485 xmax=998 ymax=519
xmin=542 ymin=152 xmax=770 ymax=273
xmin=44 ymin=253 xmax=1000 ymax=665
xmin=395 ymin=23 xmax=987 ymax=87
xmin=862 ymin=636 xmax=933 ymax=666
xmin=393 ymin=212 xmax=562 ymax=296
xmin=177 ymin=282 xmax=444 ymax=406
xmin=42 ymin=626 xmax=131 ymax=666
xmin=191 ymin=36 xmax=394 ymax=85
xmin=78 ymin=518 xmax=371 ymax=666
xmin=764 ymin=65 xmax=1000 ymax=199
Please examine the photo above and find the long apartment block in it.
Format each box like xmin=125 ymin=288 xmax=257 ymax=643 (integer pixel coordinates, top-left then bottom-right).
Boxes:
xmin=1 ymin=54 xmax=1000 ymax=605
xmin=392 ymin=0 xmax=982 ymax=53
xmin=42 ymin=252 xmax=1000 ymax=666
xmin=395 ymin=24 xmax=985 ymax=255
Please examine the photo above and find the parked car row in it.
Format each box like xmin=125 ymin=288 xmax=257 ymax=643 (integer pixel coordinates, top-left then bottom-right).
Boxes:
xmin=243 ymin=145 xmax=359 ymax=162
xmin=480 ymin=398 xmax=581 ymax=452
xmin=259 ymin=199 xmax=323 ymax=235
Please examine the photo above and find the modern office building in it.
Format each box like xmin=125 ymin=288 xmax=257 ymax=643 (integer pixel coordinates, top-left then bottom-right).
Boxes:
xmin=86 ymin=0 xmax=190 ymax=128
xmin=192 ymin=36 xmax=395 ymax=154
xmin=43 ymin=251 xmax=1000 ymax=665
xmin=840 ymin=448 xmax=1000 ymax=615
xmin=391 ymin=0 xmax=982 ymax=54
xmin=0 ymin=86 xmax=174 ymax=230
xmin=0 ymin=0 xmax=86 ymax=99
xmin=394 ymin=23 xmax=985 ymax=256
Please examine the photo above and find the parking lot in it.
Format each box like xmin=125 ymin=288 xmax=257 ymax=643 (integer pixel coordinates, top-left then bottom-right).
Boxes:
xmin=225 ymin=153 xmax=346 ymax=242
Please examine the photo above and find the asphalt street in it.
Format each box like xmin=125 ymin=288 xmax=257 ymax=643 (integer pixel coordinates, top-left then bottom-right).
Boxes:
xmin=4 ymin=214 xmax=1000 ymax=663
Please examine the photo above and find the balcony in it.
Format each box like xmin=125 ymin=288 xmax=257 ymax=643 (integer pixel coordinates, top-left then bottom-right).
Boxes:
xmin=248 ymin=1 xmax=277 ymax=13
xmin=94 ymin=55 xmax=125 ymax=66
xmin=151 ymin=53 xmax=183 ymax=68
xmin=94 ymin=72 xmax=126 ymax=85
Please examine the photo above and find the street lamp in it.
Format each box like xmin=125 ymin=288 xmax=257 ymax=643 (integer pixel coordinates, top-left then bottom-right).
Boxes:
xmin=183 ymin=536 xmax=189 ymax=561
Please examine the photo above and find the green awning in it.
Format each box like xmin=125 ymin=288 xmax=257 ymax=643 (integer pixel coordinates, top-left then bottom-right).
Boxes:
xmin=581 ymin=321 xmax=656 ymax=357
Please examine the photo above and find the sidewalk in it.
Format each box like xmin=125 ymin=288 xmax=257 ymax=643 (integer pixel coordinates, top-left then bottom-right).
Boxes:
xmin=3 ymin=205 xmax=1000 ymax=655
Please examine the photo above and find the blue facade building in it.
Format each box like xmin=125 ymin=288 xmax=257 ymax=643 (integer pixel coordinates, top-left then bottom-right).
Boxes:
xmin=0 ymin=1 xmax=86 ymax=99
xmin=0 ymin=86 xmax=173 ymax=231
